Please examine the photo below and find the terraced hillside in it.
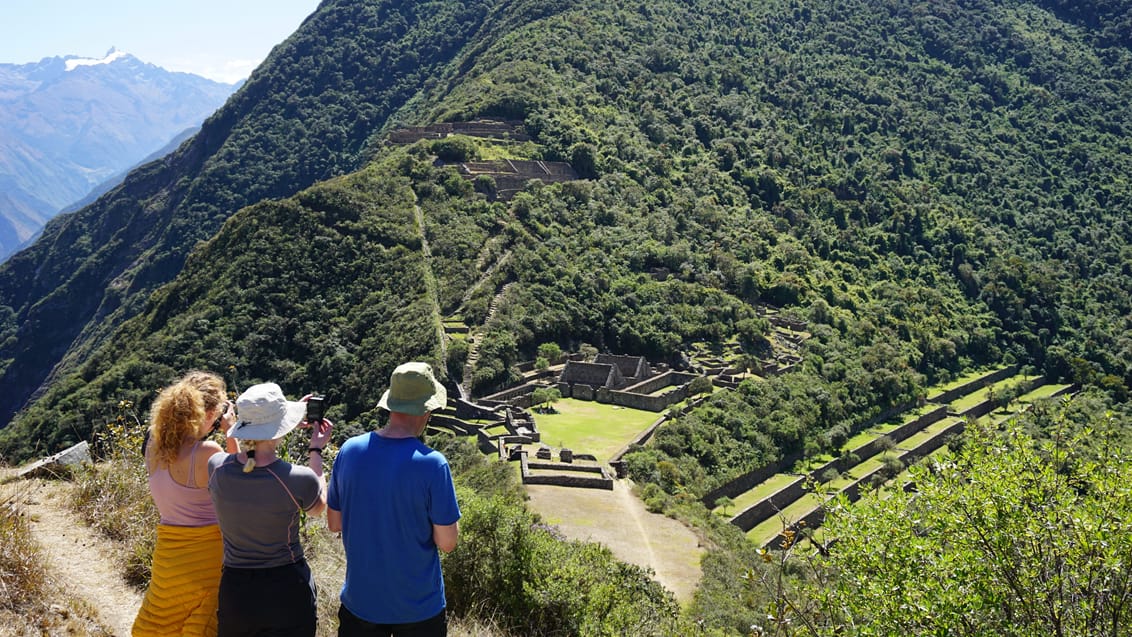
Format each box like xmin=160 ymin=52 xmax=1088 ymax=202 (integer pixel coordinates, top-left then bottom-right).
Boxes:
xmin=705 ymin=367 xmax=1076 ymax=549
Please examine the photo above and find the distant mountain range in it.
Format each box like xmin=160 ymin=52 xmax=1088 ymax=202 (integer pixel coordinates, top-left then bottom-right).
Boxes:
xmin=0 ymin=49 xmax=238 ymax=261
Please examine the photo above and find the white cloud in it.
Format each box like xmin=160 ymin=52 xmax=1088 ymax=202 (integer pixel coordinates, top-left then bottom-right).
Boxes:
xmin=162 ymin=56 xmax=264 ymax=84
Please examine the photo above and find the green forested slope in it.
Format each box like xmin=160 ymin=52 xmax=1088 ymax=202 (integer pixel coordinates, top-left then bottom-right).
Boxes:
xmin=3 ymin=0 xmax=1131 ymax=468
xmin=2 ymin=1 xmax=1132 ymax=634
xmin=0 ymin=0 xmax=496 ymax=431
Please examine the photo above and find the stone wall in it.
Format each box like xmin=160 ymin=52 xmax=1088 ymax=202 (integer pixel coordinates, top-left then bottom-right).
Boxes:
xmin=476 ymin=428 xmax=499 ymax=454
xmin=561 ymin=361 xmax=620 ymax=387
xmin=609 ymin=387 xmax=681 ymax=412
xmin=818 ymin=403 xmax=950 ymax=475
xmin=455 ymin=398 xmax=502 ymax=421
xmin=571 ymin=384 xmax=595 ymax=400
xmin=888 ymin=404 xmax=949 ymax=443
xmin=522 ymin=474 xmax=614 ymax=489
xmin=430 ymin=414 xmax=479 ymax=436
xmin=482 ymin=383 xmax=536 ymax=403
xmin=609 ymin=411 xmax=677 ymax=468
xmin=730 ymin=476 xmax=808 ymax=531
xmin=594 ymin=353 xmax=651 ymax=380
xmin=749 ymin=407 xmax=957 ymax=536
xmin=763 ymin=417 xmax=970 ymax=550
xmin=928 ymin=365 xmax=1019 ymax=404
xmin=558 ymin=370 xmax=703 ymax=413
xmin=622 ymin=370 xmax=700 ymax=396
xmin=959 ymin=397 xmax=997 ymax=420
xmin=700 ymin=450 xmax=805 ymax=507
xmin=519 ymin=453 xmax=614 ymax=490
xmin=901 ymin=418 xmax=965 ymax=459
xmin=388 ymin=120 xmax=530 ymax=144
xmin=766 ymin=314 xmax=808 ymax=332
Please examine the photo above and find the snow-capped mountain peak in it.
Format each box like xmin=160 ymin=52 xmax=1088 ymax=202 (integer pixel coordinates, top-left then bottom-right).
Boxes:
xmin=64 ymin=48 xmax=131 ymax=72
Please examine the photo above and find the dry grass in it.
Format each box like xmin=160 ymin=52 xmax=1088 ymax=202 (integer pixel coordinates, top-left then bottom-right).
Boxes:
xmin=525 ymin=480 xmax=703 ymax=605
xmin=71 ymin=414 xmax=159 ymax=587
xmin=0 ymin=479 xmax=113 ymax=635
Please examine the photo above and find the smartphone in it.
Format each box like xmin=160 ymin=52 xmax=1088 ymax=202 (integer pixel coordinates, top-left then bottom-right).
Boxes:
xmin=209 ymin=400 xmax=230 ymax=433
xmin=306 ymin=395 xmax=325 ymax=423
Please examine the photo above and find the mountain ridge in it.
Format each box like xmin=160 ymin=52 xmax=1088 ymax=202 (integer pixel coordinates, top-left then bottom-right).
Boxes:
xmin=1 ymin=0 xmax=1131 ymax=462
xmin=0 ymin=0 xmax=499 ymax=435
xmin=0 ymin=50 xmax=237 ymax=262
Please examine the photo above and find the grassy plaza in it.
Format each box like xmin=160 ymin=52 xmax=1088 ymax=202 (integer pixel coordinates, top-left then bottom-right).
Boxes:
xmin=532 ymin=398 xmax=661 ymax=461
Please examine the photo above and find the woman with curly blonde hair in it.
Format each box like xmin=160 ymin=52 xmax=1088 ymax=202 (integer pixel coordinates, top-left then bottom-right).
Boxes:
xmin=132 ymin=371 xmax=236 ymax=637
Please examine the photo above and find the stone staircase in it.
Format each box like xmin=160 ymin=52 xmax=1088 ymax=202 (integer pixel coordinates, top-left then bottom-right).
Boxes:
xmin=461 ymin=282 xmax=514 ymax=397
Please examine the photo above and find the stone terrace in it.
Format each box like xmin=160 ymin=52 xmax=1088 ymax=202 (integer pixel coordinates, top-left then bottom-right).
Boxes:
xmin=387 ymin=119 xmax=530 ymax=144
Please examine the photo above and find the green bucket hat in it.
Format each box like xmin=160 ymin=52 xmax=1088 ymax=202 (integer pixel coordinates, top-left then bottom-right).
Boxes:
xmin=376 ymin=362 xmax=447 ymax=416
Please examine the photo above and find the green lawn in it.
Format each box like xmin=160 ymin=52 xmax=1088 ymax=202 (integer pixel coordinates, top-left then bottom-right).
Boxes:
xmin=926 ymin=367 xmax=1008 ymax=401
xmin=746 ymin=492 xmax=825 ymax=546
xmin=842 ymin=429 xmax=882 ymax=452
xmin=716 ymin=473 xmax=802 ymax=513
xmin=532 ymin=398 xmax=660 ymax=461
xmin=949 ymin=374 xmax=1038 ymax=412
xmin=1018 ymin=383 xmax=1073 ymax=402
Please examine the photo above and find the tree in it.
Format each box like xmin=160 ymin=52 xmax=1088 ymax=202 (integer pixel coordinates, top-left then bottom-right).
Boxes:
xmin=530 ymin=386 xmax=562 ymax=413
xmin=713 ymin=496 xmax=735 ymax=516
xmin=811 ymin=403 xmax=1132 ymax=635
xmin=536 ymin=342 xmax=562 ymax=364
xmin=578 ymin=343 xmax=598 ymax=361
xmin=687 ymin=375 xmax=713 ymax=397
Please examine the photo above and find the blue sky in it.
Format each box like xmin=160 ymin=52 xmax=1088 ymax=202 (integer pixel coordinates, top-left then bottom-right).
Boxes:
xmin=0 ymin=0 xmax=323 ymax=83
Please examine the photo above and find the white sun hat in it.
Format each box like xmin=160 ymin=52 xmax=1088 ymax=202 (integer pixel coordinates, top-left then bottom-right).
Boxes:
xmin=228 ymin=382 xmax=307 ymax=441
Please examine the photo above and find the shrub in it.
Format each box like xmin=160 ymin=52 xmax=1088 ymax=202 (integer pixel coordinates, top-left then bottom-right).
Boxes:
xmin=814 ymin=406 xmax=1132 ymax=635
xmin=445 ymin=487 xmax=685 ymax=636
xmin=72 ymin=402 xmax=158 ymax=586
xmin=432 ymin=137 xmax=478 ymax=162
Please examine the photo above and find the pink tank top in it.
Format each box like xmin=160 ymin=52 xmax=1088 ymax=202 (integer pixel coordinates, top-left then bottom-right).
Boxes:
xmin=148 ymin=442 xmax=218 ymax=526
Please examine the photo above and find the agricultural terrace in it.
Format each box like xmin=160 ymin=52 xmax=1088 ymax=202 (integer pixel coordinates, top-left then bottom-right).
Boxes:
xmin=866 ymin=380 xmax=1076 ymax=506
xmin=925 ymin=367 xmax=1004 ymax=401
xmin=718 ymin=367 xmax=1076 ymax=548
xmin=532 ymin=398 xmax=660 ymax=461
xmin=949 ymin=373 xmax=1042 ymax=413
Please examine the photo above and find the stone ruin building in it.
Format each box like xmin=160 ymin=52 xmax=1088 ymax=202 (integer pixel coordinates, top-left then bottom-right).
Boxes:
xmin=384 ymin=119 xmax=579 ymax=200
xmin=557 ymin=354 xmax=652 ymax=400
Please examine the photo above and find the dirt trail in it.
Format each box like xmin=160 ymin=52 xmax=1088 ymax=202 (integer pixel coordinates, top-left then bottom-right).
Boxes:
xmin=525 ymin=479 xmax=703 ymax=604
xmin=5 ymin=478 xmax=143 ymax=636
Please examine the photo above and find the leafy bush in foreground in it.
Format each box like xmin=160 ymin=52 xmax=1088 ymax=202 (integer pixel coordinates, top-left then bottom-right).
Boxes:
xmin=813 ymin=399 xmax=1132 ymax=636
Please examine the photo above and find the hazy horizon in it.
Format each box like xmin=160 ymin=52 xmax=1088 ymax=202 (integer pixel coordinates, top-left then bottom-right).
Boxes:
xmin=0 ymin=0 xmax=321 ymax=83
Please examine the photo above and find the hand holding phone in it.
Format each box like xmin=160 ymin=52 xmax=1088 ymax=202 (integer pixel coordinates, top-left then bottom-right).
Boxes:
xmin=305 ymin=395 xmax=325 ymax=427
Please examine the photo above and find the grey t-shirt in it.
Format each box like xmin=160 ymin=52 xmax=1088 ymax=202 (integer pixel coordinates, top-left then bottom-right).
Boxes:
xmin=207 ymin=453 xmax=322 ymax=568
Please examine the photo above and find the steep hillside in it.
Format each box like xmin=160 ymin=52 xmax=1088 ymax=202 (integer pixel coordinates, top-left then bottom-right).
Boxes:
xmin=0 ymin=51 xmax=237 ymax=261
xmin=3 ymin=0 xmax=1132 ymax=461
xmin=0 ymin=0 xmax=496 ymax=435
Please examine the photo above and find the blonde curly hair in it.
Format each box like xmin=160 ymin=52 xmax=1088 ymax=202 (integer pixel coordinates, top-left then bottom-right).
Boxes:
xmin=149 ymin=371 xmax=227 ymax=466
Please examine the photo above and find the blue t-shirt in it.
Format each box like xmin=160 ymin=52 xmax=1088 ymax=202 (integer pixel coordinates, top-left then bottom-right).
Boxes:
xmin=328 ymin=432 xmax=461 ymax=624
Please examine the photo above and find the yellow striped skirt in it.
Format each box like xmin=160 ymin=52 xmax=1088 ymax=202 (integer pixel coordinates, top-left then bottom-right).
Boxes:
xmin=132 ymin=523 xmax=223 ymax=637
